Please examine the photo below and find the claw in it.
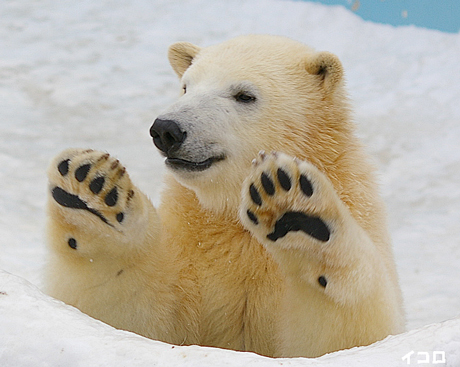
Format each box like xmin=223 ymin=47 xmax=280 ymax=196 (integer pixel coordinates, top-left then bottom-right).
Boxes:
xmin=111 ymin=160 xmax=120 ymax=170
xmin=118 ymin=167 xmax=126 ymax=178
xmin=97 ymin=153 xmax=110 ymax=162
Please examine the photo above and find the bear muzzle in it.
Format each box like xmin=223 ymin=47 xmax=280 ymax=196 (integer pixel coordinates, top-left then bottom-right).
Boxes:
xmin=150 ymin=118 xmax=225 ymax=172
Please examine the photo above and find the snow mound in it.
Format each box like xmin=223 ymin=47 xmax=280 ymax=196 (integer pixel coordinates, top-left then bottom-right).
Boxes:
xmin=0 ymin=271 xmax=459 ymax=366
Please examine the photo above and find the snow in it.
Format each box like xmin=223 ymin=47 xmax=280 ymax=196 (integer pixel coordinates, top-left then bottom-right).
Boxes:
xmin=1 ymin=271 xmax=459 ymax=366
xmin=0 ymin=0 xmax=459 ymax=365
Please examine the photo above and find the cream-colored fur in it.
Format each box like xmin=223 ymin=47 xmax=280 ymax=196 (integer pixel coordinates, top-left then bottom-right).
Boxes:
xmin=45 ymin=35 xmax=405 ymax=358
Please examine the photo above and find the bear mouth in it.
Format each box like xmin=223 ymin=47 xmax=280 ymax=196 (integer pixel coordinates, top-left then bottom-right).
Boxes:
xmin=166 ymin=155 xmax=225 ymax=172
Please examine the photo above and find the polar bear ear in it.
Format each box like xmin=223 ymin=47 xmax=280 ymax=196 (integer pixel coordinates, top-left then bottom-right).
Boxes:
xmin=168 ymin=42 xmax=202 ymax=78
xmin=304 ymin=51 xmax=344 ymax=95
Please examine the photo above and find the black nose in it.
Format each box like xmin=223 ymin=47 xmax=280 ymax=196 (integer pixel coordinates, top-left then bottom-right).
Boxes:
xmin=150 ymin=119 xmax=187 ymax=155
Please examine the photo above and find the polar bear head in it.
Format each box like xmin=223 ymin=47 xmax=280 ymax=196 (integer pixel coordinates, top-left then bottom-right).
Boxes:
xmin=150 ymin=35 xmax=350 ymax=214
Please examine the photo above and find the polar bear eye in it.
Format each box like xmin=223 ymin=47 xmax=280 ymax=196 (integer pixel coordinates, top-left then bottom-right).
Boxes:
xmin=234 ymin=92 xmax=256 ymax=103
xmin=182 ymin=85 xmax=187 ymax=94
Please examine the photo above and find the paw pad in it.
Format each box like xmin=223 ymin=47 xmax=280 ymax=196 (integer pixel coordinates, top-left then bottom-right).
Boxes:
xmin=249 ymin=184 xmax=262 ymax=206
xmin=246 ymin=209 xmax=258 ymax=225
xmin=68 ymin=238 xmax=77 ymax=250
xmin=267 ymin=212 xmax=330 ymax=242
xmin=75 ymin=164 xmax=91 ymax=182
xmin=58 ymin=159 xmax=70 ymax=176
xmin=261 ymin=172 xmax=275 ymax=196
xmin=299 ymin=174 xmax=313 ymax=197
xmin=89 ymin=176 xmax=105 ymax=194
xmin=52 ymin=187 xmax=88 ymax=210
xmin=105 ymin=187 xmax=118 ymax=207
xmin=277 ymin=168 xmax=291 ymax=191
xmin=318 ymin=275 xmax=327 ymax=288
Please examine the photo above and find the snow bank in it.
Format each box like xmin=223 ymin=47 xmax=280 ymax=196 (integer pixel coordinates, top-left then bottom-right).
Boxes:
xmin=1 ymin=271 xmax=459 ymax=366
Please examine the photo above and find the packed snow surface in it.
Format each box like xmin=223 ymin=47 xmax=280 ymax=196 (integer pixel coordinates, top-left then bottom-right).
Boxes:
xmin=1 ymin=0 xmax=459 ymax=365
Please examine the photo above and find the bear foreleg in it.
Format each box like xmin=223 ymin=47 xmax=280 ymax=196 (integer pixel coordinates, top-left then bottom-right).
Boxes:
xmin=239 ymin=151 xmax=403 ymax=356
xmin=44 ymin=149 xmax=174 ymax=341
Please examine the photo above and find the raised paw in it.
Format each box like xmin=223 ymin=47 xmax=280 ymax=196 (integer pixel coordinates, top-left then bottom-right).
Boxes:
xmin=240 ymin=152 xmax=336 ymax=249
xmin=48 ymin=148 xmax=136 ymax=230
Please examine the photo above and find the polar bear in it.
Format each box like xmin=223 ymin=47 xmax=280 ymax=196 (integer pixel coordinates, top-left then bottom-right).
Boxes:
xmin=45 ymin=35 xmax=405 ymax=358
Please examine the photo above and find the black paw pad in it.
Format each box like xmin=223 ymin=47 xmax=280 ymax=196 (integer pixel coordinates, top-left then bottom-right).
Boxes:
xmin=299 ymin=174 xmax=313 ymax=197
xmin=52 ymin=186 xmax=110 ymax=225
xmin=75 ymin=164 xmax=91 ymax=182
xmin=105 ymin=187 xmax=118 ymax=207
xmin=116 ymin=212 xmax=124 ymax=223
xmin=89 ymin=176 xmax=105 ymax=194
xmin=246 ymin=209 xmax=258 ymax=225
xmin=52 ymin=187 xmax=88 ymax=210
xmin=249 ymin=184 xmax=262 ymax=206
xmin=267 ymin=211 xmax=330 ymax=242
xmin=277 ymin=168 xmax=291 ymax=191
xmin=318 ymin=275 xmax=327 ymax=288
xmin=261 ymin=172 xmax=275 ymax=196
xmin=68 ymin=238 xmax=77 ymax=250
xmin=58 ymin=159 xmax=70 ymax=176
